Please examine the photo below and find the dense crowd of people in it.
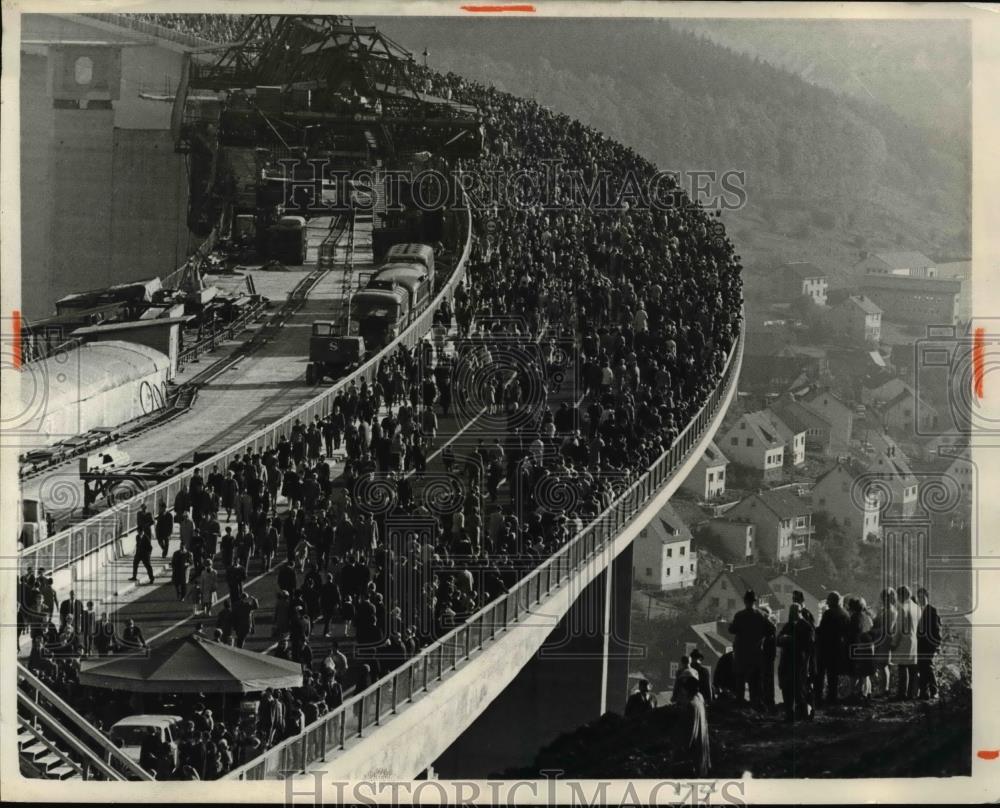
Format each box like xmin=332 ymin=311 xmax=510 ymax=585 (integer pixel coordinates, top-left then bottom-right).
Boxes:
xmin=18 ymin=38 xmax=743 ymax=779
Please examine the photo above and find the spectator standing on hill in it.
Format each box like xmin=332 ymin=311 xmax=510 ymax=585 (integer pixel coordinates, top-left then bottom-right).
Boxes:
xmin=916 ymin=587 xmax=942 ymax=700
xmin=728 ymin=590 xmax=769 ymax=709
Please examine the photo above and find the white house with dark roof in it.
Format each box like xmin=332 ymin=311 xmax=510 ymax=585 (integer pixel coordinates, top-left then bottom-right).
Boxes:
xmin=775 ymin=261 xmax=828 ymax=306
xmin=633 ymin=502 xmax=697 ymax=591
xmin=726 ymin=488 xmax=814 ymax=563
xmin=856 ymin=250 xmax=938 ymax=279
xmin=696 ymin=564 xmax=780 ymax=619
xmin=719 ymin=411 xmax=785 ymax=479
xmin=681 ymin=440 xmax=729 ymax=500
xmin=866 ymin=446 xmax=919 ymax=517
xmin=801 ymin=389 xmax=854 ymax=454
xmin=763 ymin=408 xmax=806 ymax=466
xmin=811 ymin=461 xmax=882 ymax=542
xmin=833 ymin=294 xmax=882 ymax=344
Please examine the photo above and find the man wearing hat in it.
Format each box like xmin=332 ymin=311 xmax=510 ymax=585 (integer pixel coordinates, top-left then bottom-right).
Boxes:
xmin=690 ymin=648 xmax=713 ymax=704
xmin=728 ymin=589 xmax=770 ymax=709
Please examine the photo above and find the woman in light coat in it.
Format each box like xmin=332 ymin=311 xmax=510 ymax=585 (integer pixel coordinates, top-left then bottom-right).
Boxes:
xmin=892 ymin=584 xmax=922 ymax=700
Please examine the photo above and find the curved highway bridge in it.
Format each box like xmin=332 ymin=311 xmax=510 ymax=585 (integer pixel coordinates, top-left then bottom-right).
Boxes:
xmin=16 ymin=13 xmax=743 ymax=782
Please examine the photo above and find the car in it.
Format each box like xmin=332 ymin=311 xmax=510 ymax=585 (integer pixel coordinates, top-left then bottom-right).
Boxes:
xmin=109 ymin=714 xmax=184 ymax=770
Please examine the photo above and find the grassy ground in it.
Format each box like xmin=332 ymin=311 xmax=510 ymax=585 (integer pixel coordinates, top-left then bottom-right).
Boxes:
xmin=504 ymin=689 xmax=972 ymax=779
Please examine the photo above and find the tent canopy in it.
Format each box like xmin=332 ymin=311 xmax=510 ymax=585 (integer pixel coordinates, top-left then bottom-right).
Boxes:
xmin=78 ymin=635 xmax=303 ymax=694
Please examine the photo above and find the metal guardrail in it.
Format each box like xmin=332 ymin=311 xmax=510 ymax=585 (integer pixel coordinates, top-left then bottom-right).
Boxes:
xmin=17 ymin=664 xmax=155 ymax=781
xmin=225 ymin=325 xmax=744 ymax=780
xmin=18 ymin=197 xmax=473 ymax=576
xmin=176 ymin=297 xmax=268 ymax=366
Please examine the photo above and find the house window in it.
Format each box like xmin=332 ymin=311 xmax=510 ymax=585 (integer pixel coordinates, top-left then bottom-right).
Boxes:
xmin=666 ymin=548 xmax=673 ymax=558
xmin=666 ymin=568 xmax=671 ymax=577
xmin=795 ymin=516 xmax=807 ymax=528
xmin=645 ymin=567 xmax=653 ymax=577
xmin=818 ymin=497 xmax=826 ymax=506
xmin=747 ymin=438 xmax=754 ymax=447
xmin=708 ymin=472 xmax=714 ymax=481
xmin=718 ymin=470 xmax=725 ymax=480
xmin=731 ymin=437 xmax=738 ymax=446
xmin=680 ymin=546 xmax=686 ymax=556
xmin=710 ymin=596 xmax=720 ymax=608
xmin=690 ymin=564 xmax=695 ymax=572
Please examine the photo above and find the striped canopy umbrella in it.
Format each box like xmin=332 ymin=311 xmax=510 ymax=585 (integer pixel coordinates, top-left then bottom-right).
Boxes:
xmin=79 ymin=635 xmax=303 ymax=694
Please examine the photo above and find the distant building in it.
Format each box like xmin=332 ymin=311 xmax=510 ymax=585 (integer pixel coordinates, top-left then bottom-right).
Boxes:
xmin=855 ymin=250 xmax=938 ymax=279
xmin=941 ymin=449 xmax=975 ymax=505
xmin=862 ymin=376 xmax=910 ymax=407
xmin=878 ymin=387 xmax=938 ymax=436
xmin=811 ymin=461 xmax=882 ymax=542
xmin=704 ymin=517 xmax=756 ymax=564
xmin=661 ymin=620 xmax=733 ymax=686
xmin=739 ymin=352 xmax=812 ymax=397
xmin=681 ymin=440 xmax=729 ymax=501
xmin=769 ymin=396 xmax=834 ymax=454
xmin=763 ymin=408 xmax=806 ymax=466
xmin=774 ymin=261 xmax=828 ymax=306
xmin=859 ymin=274 xmax=961 ymax=326
xmin=866 ymin=447 xmax=920 ymax=517
xmin=801 ymin=389 xmax=854 ymax=454
xmin=633 ymin=503 xmax=697 ymax=591
xmin=726 ymin=489 xmax=814 ymax=563
xmin=719 ymin=411 xmax=785 ymax=480
xmin=833 ymin=294 xmax=882 ymax=345
xmin=696 ymin=564 xmax=780 ymax=620
xmin=935 ymin=260 xmax=972 ymax=323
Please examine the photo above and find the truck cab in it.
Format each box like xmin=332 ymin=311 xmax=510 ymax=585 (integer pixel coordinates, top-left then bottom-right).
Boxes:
xmin=306 ymin=321 xmax=366 ymax=384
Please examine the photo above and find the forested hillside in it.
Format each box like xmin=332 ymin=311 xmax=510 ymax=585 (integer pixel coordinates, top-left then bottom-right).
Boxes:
xmin=366 ymin=18 xmax=970 ymax=273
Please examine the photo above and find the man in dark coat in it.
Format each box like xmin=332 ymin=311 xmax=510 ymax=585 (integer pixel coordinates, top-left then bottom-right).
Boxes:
xmin=130 ymin=529 xmax=155 ymax=584
xmin=916 ymin=587 xmax=942 ymax=699
xmin=59 ymin=589 xmax=84 ymax=633
xmin=778 ymin=603 xmax=815 ymax=721
xmin=690 ymin=648 xmax=713 ymax=704
xmin=625 ymin=679 xmax=657 ymax=717
xmin=727 ymin=590 xmax=770 ymax=708
xmin=817 ymin=591 xmax=851 ymax=705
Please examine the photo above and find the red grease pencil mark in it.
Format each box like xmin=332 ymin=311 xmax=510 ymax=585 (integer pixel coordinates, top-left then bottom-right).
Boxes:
xmin=977 ymin=749 xmax=999 ymax=760
xmin=461 ymin=4 xmax=536 ymax=11
xmin=12 ymin=310 xmax=22 ymax=369
xmin=974 ymin=326 xmax=985 ymax=400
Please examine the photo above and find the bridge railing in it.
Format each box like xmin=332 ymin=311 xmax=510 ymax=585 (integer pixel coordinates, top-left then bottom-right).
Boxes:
xmin=18 ymin=197 xmax=473 ymax=577
xmin=226 ymin=324 xmax=744 ymax=780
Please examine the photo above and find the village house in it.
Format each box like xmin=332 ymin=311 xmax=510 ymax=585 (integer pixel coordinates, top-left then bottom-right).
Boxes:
xmin=719 ymin=411 xmax=785 ymax=480
xmin=855 ymin=250 xmax=938 ymax=279
xmin=832 ymin=294 xmax=883 ymax=345
xmin=769 ymin=396 xmax=834 ymax=454
xmin=726 ymin=488 xmax=814 ymax=563
xmin=802 ymin=388 xmax=854 ymax=454
xmin=680 ymin=440 xmax=729 ymax=501
xmin=867 ymin=446 xmax=920 ymax=517
xmin=811 ymin=461 xmax=882 ymax=542
xmin=774 ymin=261 xmax=829 ymax=306
xmin=703 ymin=517 xmax=756 ymax=564
xmin=763 ymin=408 xmax=806 ymax=466
xmin=696 ymin=564 xmax=780 ymax=620
xmin=767 ymin=566 xmax=833 ymax=620
xmin=633 ymin=502 xmax=697 ymax=591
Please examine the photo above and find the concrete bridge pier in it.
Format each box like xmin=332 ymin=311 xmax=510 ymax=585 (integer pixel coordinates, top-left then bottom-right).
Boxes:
xmin=432 ymin=542 xmax=635 ymax=778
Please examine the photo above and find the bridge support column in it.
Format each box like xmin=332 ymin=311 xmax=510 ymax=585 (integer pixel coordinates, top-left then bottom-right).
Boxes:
xmin=433 ymin=543 xmax=635 ymax=778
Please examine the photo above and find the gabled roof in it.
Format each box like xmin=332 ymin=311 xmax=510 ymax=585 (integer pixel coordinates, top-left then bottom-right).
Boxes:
xmin=690 ymin=620 xmax=733 ymax=661
xmin=700 ymin=440 xmax=729 ymax=468
xmin=813 ymin=459 xmax=867 ymax=487
xmin=866 ymin=251 xmax=936 ymax=269
xmin=727 ymin=411 xmax=784 ymax=448
xmin=771 ymin=566 xmax=833 ymax=603
xmin=763 ymin=408 xmax=805 ymax=441
xmin=717 ymin=564 xmax=778 ymax=600
xmin=841 ymin=294 xmax=882 ymax=315
xmin=770 ymin=397 xmax=832 ymax=432
xmin=867 ymin=450 xmax=917 ymax=484
xmin=654 ymin=501 xmax=692 ymax=543
xmin=755 ymin=488 xmax=813 ymax=518
xmin=881 ymin=387 xmax=937 ymax=415
xmin=779 ymin=261 xmax=827 ymax=281
xmin=803 ymin=388 xmax=852 ymax=415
